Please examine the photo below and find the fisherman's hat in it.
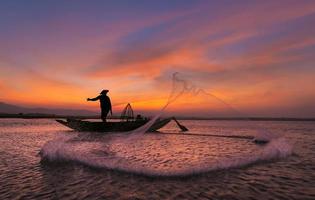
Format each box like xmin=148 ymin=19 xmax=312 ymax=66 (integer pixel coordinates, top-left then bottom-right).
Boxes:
xmin=100 ymin=89 xmax=109 ymax=94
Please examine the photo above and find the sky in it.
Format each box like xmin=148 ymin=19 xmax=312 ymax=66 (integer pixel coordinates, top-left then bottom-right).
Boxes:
xmin=0 ymin=0 xmax=315 ymax=117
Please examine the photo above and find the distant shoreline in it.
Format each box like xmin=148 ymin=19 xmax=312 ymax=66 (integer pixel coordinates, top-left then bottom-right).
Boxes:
xmin=0 ymin=113 xmax=314 ymax=121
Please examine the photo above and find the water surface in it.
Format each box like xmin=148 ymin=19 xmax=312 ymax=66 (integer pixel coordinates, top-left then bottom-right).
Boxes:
xmin=0 ymin=119 xmax=314 ymax=199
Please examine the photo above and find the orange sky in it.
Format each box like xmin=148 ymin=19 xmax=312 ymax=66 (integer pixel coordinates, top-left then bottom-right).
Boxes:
xmin=0 ymin=1 xmax=315 ymax=117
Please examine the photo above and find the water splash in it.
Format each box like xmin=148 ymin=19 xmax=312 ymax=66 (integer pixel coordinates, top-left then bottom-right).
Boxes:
xmin=40 ymin=133 xmax=292 ymax=177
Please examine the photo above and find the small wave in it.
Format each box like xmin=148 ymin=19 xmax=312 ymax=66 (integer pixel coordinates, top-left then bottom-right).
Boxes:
xmin=40 ymin=133 xmax=292 ymax=177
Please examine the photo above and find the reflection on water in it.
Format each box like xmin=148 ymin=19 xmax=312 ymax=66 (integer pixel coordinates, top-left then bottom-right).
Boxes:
xmin=0 ymin=119 xmax=314 ymax=199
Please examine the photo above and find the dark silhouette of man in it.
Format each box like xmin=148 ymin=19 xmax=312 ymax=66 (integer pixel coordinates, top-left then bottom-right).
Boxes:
xmin=87 ymin=90 xmax=112 ymax=122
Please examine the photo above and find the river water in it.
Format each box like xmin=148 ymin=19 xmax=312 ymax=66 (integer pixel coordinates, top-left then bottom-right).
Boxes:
xmin=0 ymin=118 xmax=314 ymax=199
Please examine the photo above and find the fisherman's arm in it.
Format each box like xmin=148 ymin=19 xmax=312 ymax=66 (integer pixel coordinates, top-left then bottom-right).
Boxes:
xmin=87 ymin=96 xmax=100 ymax=101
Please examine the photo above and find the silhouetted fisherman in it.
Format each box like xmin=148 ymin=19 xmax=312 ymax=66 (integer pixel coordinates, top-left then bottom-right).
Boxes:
xmin=87 ymin=90 xmax=112 ymax=122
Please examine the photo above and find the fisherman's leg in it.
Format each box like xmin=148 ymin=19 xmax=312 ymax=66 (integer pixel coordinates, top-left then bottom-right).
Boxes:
xmin=101 ymin=111 xmax=107 ymax=122
xmin=101 ymin=109 xmax=109 ymax=122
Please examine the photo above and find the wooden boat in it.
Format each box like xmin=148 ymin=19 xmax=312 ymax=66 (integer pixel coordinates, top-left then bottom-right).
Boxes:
xmin=56 ymin=117 xmax=177 ymax=132
xmin=56 ymin=104 xmax=188 ymax=133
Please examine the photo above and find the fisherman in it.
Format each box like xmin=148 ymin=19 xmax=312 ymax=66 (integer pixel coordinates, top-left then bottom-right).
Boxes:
xmin=87 ymin=90 xmax=112 ymax=122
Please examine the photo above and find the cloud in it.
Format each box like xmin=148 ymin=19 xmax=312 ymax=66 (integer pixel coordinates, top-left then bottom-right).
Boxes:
xmin=86 ymin=0 xmax=315 ymax=78
xmin=1 ymin=0 xmax=315 ymax=117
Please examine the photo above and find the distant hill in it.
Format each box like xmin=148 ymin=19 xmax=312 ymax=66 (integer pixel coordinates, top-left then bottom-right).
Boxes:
xmin=0 ymin=102 xmax=97 ymax=116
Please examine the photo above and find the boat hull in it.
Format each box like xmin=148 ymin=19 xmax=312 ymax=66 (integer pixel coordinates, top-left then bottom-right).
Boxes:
xmin=56 ymin=119 xmax=148 ymax=132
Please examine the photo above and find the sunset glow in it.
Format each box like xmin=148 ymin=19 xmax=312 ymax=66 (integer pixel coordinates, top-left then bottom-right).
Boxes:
xmin=1 ymin=0 xmax=315 ymax=117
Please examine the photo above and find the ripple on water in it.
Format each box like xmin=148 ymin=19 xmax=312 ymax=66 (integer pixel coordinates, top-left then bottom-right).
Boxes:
xmin=40 ymin=130 xmax=292 ymax=177
xmin=1 ymin=119 xmax=315 ymax=200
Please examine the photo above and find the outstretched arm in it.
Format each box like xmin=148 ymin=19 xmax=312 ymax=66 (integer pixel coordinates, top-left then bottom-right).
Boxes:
xmin=87 ymin=96 xmax=100 ymax=101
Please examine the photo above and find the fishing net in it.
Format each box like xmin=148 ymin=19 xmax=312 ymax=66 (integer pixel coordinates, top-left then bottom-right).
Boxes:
xmin=120 ymin=103 xmax=134 ymax=122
